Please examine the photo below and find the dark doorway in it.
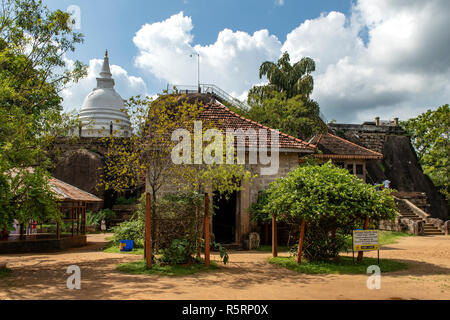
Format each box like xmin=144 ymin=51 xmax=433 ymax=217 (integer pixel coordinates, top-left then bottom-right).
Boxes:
xmin=213 ymin=191 xmax=237 ymax=243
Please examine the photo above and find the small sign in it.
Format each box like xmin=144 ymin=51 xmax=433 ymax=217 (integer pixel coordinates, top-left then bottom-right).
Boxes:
xmin=353 ymin=230 xmax=379 ymax=251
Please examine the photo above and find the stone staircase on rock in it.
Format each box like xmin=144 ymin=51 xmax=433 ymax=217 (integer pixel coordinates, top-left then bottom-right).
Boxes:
xmin=395 ymin=199 xmax=445 ymax=236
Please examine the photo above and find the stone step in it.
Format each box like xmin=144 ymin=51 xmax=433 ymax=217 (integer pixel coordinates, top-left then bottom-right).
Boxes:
xmin=424 ymin=228 xmax=440 ymax=232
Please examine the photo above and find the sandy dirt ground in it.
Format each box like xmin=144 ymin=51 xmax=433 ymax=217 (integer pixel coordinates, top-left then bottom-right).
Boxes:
xmin=0 ymin=233 xmax=449 ymax=300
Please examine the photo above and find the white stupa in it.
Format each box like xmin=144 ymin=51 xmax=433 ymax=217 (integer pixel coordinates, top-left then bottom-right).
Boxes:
xmin=79 ymin=50 xmax=131 ymax=137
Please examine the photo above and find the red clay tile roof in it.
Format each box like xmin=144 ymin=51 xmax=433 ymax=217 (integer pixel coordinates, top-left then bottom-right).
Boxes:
xmin=309 ymin=133 xmax=383 ymax=160
xmin=199 ymin=101 xmax=316 ymax=152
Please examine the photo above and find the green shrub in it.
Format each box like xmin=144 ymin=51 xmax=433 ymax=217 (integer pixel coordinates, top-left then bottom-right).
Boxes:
xmin=85 ymin=209 xmax=116 ymax=227
xmin=289 ymin=222 xmax=348 ymax=261
xmin=112 ymin=220 xmax=144 ymax=248
xmin=85 ymin=211 xmax=97 ymax=226
xmin=98 ymin=209 xmax=116 ymax=228
xmin=160 ymin=237 xmax=195 ymax=265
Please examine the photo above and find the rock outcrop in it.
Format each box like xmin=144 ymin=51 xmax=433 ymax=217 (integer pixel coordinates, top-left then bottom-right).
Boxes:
xmin=329 ymin=123 xmax=448 ymax=220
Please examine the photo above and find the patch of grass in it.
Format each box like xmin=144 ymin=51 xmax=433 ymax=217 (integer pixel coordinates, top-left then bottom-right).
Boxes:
xmin=378 ymin=231 xmax=414 ymax=245
xmin=257 ymin=231 xmax=413 ymax=254
xmin=269 ymin=256 xmax=407 ymax=275
xmin=103 ymin=241 xmax=144 ymax=255
xmin=256 ymin=245 xmax=289 ymax=252
xmin=104 ymin=246 xmax=145 ymax=255
xmin=0 ymin=268 xmax=12 ymax=279
xmin=116 ymin=260 xmax=219 ymax=276
xmin=342 ymin=230 xmax=414 ymax=251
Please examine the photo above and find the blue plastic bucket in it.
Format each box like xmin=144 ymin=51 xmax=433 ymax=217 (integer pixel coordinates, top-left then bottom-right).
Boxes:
xmin=119 ymin=240 xmax=134 ymax=252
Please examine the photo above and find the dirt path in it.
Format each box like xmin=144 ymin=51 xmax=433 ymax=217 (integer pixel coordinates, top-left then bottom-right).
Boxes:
xmin=0 ymin=234 xmax=449 ymax=300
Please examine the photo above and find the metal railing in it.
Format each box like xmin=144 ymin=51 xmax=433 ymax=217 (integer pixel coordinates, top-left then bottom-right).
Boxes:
xmin=168 ymin=83 xmax=328 ymax=124
xmin=168 ymin=83 xmax=250 ymax=111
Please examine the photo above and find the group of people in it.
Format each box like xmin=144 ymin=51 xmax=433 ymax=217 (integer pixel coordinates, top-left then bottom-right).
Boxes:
xmin=10 ymin=219 xmax=38 ymax=235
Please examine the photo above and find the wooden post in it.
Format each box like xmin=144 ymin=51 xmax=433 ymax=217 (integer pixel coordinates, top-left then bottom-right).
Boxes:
xmin=81 ymin=205 xmax=86 ymax=235
xmin=204 ymin=193 xmax=210 ymax=267
xmin=19 ymin=223 xmax=24 ymax=240
xmin=71 ymin=207 xmax=74 ymax=237
xmin=56 ymin=221 xmax=60 ymax=240
xmin=357 ymin=216 xmax=370 ymax=263
xmin=265 ymin=223 xmax=269 ymax=245
xmin=76 ymin=206 xmax=80 ymax=235
xmin=272 ymin=214 xmax=278 ymax=257
xmin=145 ymin=192 xmax=152 ymax=269
xmin=297 ymin=220 xmax=306 ymax=264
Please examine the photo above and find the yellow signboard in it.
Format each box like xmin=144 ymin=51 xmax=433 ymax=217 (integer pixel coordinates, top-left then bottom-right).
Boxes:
xmin=353 ymin=230 xmax=380 ymax=251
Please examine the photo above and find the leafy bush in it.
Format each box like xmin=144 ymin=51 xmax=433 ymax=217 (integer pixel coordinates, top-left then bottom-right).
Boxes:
xmin=112 ymin=220 xmax=144 ymax=248
xmin=98 ymin=209 xmax=116 ymax=228
xmin=85 ymin=211 xmax=97 ymax=226
xmin=160 ymin=237 xmax=195 ymax=265
xmin=289 ymin=222 xmax=348 ymax=261
xmin=85 ymin=209 xmax=116 ymax=227
xmin=160 ymin=237 xmax=229 ymax=265
xmin=261 ymin=161 xmax=397 ymax=262
xmin=250 ymin=191 xmax=271 ymax=223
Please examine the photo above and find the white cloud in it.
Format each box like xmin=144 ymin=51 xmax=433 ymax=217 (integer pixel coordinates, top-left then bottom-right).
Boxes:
xmin=132 ymin=1 xmax=450 ymax=123
xmin=133 ymin=12 xmax=281 ymax=99
xmin=275 ymin=0 xmax=285 ymax=6
xmin=61 ymin=57 xmax=148 ymax=112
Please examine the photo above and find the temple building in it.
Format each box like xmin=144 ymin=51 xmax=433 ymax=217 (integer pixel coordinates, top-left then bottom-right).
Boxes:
xmin=77 ymin=50 xmax=131 ymax=137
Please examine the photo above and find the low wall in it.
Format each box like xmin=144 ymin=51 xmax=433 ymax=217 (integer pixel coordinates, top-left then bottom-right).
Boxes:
xmin=0 ymin=235 xmax=87 ymax=254
xmin=379 ymin=217 xmax=424 ymax=235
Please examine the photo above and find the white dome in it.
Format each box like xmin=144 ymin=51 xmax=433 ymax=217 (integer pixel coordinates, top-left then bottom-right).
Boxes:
xmin=78 ymin=50 xmax=131 ymax=137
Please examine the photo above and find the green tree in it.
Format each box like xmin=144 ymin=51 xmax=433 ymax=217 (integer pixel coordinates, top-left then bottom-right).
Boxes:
xmin=244 ymin=91 xmax=326 ymax=140
xmin=402 ymin=105 xmax=450 ymax=201
xmin=0 ymin=0 xmax=87 ymax=230
xmin=244 ymin=52 xmax=326 ymax=140
xmin=249 ymin=52 xmax=315 ymax=101
xmin=259 ymin=162 xmax=397 ymax=261
xmin=102 ymin=92 xmax=253 ymax=266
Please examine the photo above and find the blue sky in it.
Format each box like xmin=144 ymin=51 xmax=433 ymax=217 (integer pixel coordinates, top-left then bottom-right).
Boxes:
xmin=45 ymin=0 xmax=450 ymax=123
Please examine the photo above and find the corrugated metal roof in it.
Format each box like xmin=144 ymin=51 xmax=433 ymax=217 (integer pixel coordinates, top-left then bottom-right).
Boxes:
xmin=8 ymin=168 xmax=102 ymax=203
xmin=49 ymin=177 xmax=102 ymax=203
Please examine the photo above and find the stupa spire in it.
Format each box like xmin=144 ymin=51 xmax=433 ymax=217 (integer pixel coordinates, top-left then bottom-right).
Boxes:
xmin=96 ymin=50 xmax=114 ymax=89
xmin=99 ymin=49 xmax=112 ymax=79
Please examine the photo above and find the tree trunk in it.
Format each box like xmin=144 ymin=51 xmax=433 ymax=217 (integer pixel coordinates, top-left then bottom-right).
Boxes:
xmin=297 ymin=220 xmax=306 ymax=264
xmin=272 ymin=214 xmax=278 ymax=257
xmin=357 ymin=216 xmax=370 ymax=263
xmin=145 ymin=192 xmax=152 ymax=269
xmin=196 ymin=205 xmax=201 ymax=258
xmin=19 ymin=223 xmax=24 ymax=240
xmin=204 ymin=193 xmax=210 ymax=267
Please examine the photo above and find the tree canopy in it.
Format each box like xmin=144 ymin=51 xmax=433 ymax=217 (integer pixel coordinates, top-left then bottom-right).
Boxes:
xmin=243 ymin=52 xmax=326 ymax=140
xmin=101 ymin=92 xmax=253 ymax=205
xmin=402 ymin=104 xmax=450 ymax=201
xmin=252 ymin=161 xmax=397 ymax=261
xmin=0 ymin=0 xmax=87 ymax=229
xmin=248 ymin=52 xmax=315 ymax=101
xmin=263 ymin=162 xmax=397 ymax=228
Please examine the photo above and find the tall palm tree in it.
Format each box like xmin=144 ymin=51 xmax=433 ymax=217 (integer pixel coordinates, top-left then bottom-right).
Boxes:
xmin=249 ymin=52 xmax=316 ymax=101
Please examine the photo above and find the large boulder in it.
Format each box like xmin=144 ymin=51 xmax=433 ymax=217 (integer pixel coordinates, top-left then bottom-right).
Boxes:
xmin=51 ymin=149 xmax=104 ymax=210
xmin=367 ymin=135 xmax=448 ymax=220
